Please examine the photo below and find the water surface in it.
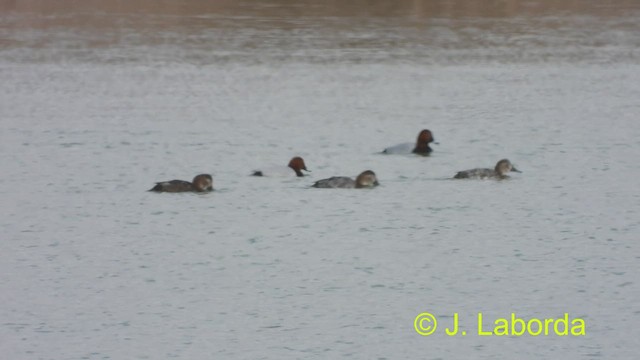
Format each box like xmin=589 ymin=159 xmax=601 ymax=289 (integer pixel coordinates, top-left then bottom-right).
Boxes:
xmin=1 ymin=1 xmax=639 ymax=359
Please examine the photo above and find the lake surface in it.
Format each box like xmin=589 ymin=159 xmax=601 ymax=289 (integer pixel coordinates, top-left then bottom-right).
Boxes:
xmin=1 ymin=0 xmax=639 ymax=359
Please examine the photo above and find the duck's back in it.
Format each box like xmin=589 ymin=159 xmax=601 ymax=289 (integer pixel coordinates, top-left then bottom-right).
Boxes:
xmin=252 ymin=166 xmax=295 ymax=177
xmin=312 ymin=176 xmax=356 ymax=188
xmin=382 ymin=142 xmax=413 ymax=154
xmin=150 ymin=180 xmax=193 ymax=192
xmin=454 ymin=168 xmax=495 ymax=179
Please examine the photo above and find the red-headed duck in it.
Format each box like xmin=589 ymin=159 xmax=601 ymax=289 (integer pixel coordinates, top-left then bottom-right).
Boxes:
xmin=149 ymin=174 xmax=213 ymax=192
xmin=382 ymin=129 xmax=436 ymax=155
xmin=312 ymin=170 xmax=379 ymax=189
xmin=252 ymin=156 xmax=310 ymax=177
xmin=454 ymin=159 xmax=521 ymax=179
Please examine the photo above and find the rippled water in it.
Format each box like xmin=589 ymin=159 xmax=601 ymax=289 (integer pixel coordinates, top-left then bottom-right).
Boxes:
xmin=1 ymin=1 xmax=639 ymax=359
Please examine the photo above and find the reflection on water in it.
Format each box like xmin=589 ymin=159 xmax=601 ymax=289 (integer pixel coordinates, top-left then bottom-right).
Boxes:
xmin=1 ymin=0 xmax=639 ymax=64
xmin=2 ymin=0 xmax=640 ymax=17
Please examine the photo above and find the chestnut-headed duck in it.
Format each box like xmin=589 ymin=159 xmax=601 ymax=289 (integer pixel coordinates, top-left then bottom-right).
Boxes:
xmin=312 ymin=170 xmax=379 ymax=189
xmin=149 ymin=174 xmax=213 ymax=192
xmin=454 ymin=159 xmax=521 ymax=179
xmin=382 ymin=129 xmax=436 ymax=156
xmin=252 ymin=156 xmax=310 ymax=177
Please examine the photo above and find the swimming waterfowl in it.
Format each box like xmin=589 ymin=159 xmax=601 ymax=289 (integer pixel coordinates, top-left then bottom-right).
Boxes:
xmin=454 ymin=159 xmax=521 ymax=179
xmin=252 ymin=156 xmax=310 ymax=177
xmin=312 ymin=170 xmax=379 ymax=189
xmin=149 ymin=174 xmax=213 ymax=192
xmin=383 ymin=129 xmax=436 ymax=155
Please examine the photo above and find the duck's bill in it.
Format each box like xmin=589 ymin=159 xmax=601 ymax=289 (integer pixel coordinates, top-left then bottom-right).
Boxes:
xmin=512 ymin=167 xmax=522 ymax=173
xmin=304 ymin=168 xmax=311 ymax=172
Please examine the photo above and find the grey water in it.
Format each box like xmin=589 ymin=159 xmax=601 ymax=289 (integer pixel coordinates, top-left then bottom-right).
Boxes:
xmin=1 ymin=0 xmax=639 ymax=359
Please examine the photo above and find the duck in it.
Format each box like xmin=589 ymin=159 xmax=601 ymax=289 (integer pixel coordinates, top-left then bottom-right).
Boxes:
xmin=312 ymin=170 xmax=379 ymax=189
xmin=454 ymin=159 xmax=521 ymax=179
xmin=149 ymin=174 xmax=213 ymax=192
xmin=252 ymin=156 xmax=310 ymax=177
xmin=382 ymin=129 xmax=436 ymax=155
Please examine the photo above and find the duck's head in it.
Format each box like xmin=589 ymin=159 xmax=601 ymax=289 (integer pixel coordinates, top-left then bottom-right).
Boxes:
xmin=495 ymin=159 xmax=520 ymax=176
xmin=355 ymin=170 xmax=379 ymax=188
xmin=192 ymin=174 xmax=214 ymax=192
xmin=288 ymin=156 xmax=310 ymax=177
